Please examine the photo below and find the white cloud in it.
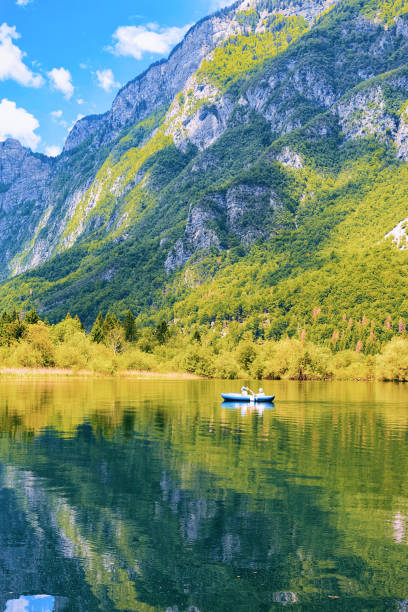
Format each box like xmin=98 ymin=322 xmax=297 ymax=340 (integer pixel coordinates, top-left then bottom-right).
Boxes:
xmin=50 ymin=109 xmax=68 ymax=128
xmin=0 ymin=98 xmax=40 ymax=149
xmin=0 ymin=23 xmax=43 ymax=87
xmin=96 ymin=68 xmax=120 ymax=92
xmin=48 ymin=67 xmax=74 ymax=99
xmin=45 ymin=145 xmax=61 ymax=157
xmin=109 ymin=23 xmax=191 ymax=60
xmin=210 ymin=0 xmax=235 ymax=8
xmin=16 ymin=0 xmax=32 ymax=5
xmin=77 ymin=98 xmax=84 ymax=104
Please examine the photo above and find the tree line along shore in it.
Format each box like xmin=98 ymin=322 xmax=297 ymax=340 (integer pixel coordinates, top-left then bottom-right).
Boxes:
xmin=0 ymin=308 xmax=407 ymax=381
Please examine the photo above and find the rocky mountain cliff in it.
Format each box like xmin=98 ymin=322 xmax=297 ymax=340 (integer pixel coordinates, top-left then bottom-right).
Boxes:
xmin=0 ymin=0 xmax=340 ymax=281
xmin=1 ymin=0 xmax=408 ymax=334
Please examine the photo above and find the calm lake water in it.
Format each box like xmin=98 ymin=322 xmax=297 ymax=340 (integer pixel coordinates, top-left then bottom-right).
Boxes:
xmin=0 ymin=378 xmax=407 ymax=611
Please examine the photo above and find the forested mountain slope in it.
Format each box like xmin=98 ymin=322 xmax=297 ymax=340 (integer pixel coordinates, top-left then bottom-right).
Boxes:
xmin=1 ymin=0 xmax=408 ymax=349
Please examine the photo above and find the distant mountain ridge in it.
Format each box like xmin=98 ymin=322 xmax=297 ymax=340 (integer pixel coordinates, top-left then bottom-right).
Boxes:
xmin=65 ymin=0 xmax=337 ymax=152
xmin=0 ymin=0 xmax=408 ymax=347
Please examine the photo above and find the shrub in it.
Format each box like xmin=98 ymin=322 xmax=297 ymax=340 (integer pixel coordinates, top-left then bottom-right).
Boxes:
xmin=213 ymin=353 xmax=241 ymax=379
xmin=52 ymin=316 xmax=85 ymax=343
xmin=138 ymin=328 xmax=157 ymax=353
xmin=118 ymin=348 xmax=158 ymax=372
xmin=54 ymin=334 xmax=90 ymax=370
xmin=257 ymin=338 xmax=332 ymax=380
xmin=329 ymin=350 xmax=372 ymax=380
xmin=24 ymin=324 xmax=55 ymax=367
xmin=376 ymin=337 xmax=408 ymax=381
xmin=11 ymin=342 xmax=44 ymax=368
xmin=182 ymin=347 xmax=216 ymax=377
xmin=236 ymin=340 xmax=258 ymax=371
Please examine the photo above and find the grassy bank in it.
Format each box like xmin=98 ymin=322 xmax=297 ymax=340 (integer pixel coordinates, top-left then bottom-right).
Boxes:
xmin=0 ymin=368 xmax=200 ymax=379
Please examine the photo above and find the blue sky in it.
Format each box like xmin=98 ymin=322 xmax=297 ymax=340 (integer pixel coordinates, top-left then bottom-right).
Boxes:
xmin=1 ymin=0 xmax=232 ymax=156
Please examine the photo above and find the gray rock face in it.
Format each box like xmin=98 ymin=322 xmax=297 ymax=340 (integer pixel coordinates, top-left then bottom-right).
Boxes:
xmin=276 ymin=0 xmax=338 ymax=22
xmin=396 ymin=115 xmax=408 ymax=161
xmin=335 ymin=86 xmax=398 ymax=140
xmin=165 ymin=207 xmax=221 ymax=273
xmin=276 ymin=147 xmax=304 ymax=169
xmin=168 ymin=80 xmax=235 ymax=152
xmin=0 ymin=140 xmax=53 ymax=278
xmin=0 ymin=139 xmax=51 ymax=192
xmin=165 ymin=183 xmax=288 ymax=272
xmin=65 ymin=0 xmax=343 ymax=154
xmin=65 ymin=0 xmax=263 ymax=152
xmin=64 ymin=114 xmax=106 ymax=151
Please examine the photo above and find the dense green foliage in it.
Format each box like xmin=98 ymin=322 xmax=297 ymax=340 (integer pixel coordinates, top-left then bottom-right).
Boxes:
xmin=2 ymin=308 xmax=408 ymax=381
xmin=363 ymin=0 xmax=408 ymax=24
xmin=198 ymin=14 xmax=309 ymax=89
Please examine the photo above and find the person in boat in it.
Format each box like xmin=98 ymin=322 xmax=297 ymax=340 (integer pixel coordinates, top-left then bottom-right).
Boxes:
xmin=258 ymin=388 xmax=265 ymax=397
xmin=241 ymin=386 xmax=248 ymax=396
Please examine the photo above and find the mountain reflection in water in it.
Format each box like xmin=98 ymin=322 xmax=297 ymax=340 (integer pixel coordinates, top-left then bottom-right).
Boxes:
xmin=0 ymin=379 xmax=407 ymax=611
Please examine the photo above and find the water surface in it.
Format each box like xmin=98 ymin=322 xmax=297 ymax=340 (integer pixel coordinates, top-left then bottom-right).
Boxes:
xmin=0 ymin=378 xmax=407 ymax=611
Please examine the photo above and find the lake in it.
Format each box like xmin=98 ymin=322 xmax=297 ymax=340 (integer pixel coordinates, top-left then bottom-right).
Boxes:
xmin=0 ymin=378 xmax=407 ymax=611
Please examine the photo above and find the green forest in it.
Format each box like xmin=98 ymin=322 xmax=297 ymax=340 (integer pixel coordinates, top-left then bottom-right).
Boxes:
xmin=1 ymin=307 xmax=408 ymax=382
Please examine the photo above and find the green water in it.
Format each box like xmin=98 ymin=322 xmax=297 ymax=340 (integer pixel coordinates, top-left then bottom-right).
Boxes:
xmin=0 ymin=379 xmax=408 ymax=611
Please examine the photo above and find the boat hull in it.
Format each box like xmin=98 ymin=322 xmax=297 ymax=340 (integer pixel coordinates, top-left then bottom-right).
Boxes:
xmin=221 ymin=393 xmax=275 ymax=403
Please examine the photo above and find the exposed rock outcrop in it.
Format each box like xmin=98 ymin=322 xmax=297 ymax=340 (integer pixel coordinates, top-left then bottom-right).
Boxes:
xmin=0 ymin=140 xmax=53 ymax=279
xmin=165 ymin=183 xmax=289 ymax=272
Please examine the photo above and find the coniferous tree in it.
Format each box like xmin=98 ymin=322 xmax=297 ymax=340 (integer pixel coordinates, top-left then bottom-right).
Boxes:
xmin=25 ymin=308 xmax=40 ymax=324
xmin=74 ymin=315 xmax=85 ymax=331
xmin=192 ymin=329 xmax=201 ymax=344
xmin=102 ymin=313 xmax=120 ymax=339
xmin=91 ymin=312 xmax=104 ymax=343
xmin=155 ymin=320 xmax=169 ymax=344
xmin=124 ymin=310 xmax=137 ymax=343
xmin=0 ymin=311 xmax=11 ymax=324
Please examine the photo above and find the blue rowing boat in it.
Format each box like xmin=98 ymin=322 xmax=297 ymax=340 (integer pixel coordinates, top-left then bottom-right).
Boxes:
xmin=221 ymin=393 xmax=275 ymax=403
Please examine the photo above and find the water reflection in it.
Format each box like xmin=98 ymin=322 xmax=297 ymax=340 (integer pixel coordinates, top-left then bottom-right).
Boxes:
xmin=0 ymin=379 xmax=406 ymax=610
xmin=221 ymin=401 xmax=275 ymax=416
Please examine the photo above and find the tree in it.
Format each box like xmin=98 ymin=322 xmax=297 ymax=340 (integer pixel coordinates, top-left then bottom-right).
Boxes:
xmin=25 ymin=308 xmax=40 ymax=324
xmin=155 ymin=320 xmax=169 ymax=344
xmin=91 ymin=313 xmax=104 ymax=343
xmin=124 ymin=310 xmax=138 ymax=343
xmin=106 ymin=327 xmax=125 ymax=354
xmin=191 ymin=329 xmax=201 ymax=344
xmin=102 ymin=313 xmax=120 ymax=339
xmin=74 ymin=315 xmax=85 ymax=331
xmin=236 ymin=340 xmax=257 ymax=370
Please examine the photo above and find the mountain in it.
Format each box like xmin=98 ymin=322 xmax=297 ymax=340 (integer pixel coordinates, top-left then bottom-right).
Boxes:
xmin=1 ymin=0 xmax=408 ymax=348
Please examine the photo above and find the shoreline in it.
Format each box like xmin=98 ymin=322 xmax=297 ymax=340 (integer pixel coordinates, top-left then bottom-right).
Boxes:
xmin=0 ymin=368 xmax=380 ymax=382
xmin=0 ymin=368 xmax=202 ymax=380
